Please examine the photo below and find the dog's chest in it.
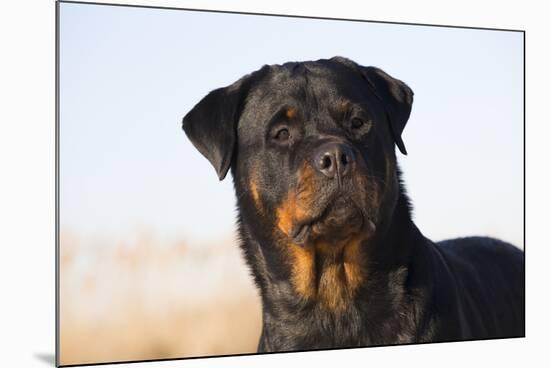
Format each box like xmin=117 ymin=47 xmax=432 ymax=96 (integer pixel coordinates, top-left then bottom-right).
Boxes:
xmin=262 ymin=305 xmax=366 ymax=350
xmin=261 ymin=294 xmax=416 ymax=351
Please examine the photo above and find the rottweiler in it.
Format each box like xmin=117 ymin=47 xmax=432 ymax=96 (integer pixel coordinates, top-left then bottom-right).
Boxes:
xmin=182 ymin=57 xmax=524 ymax=352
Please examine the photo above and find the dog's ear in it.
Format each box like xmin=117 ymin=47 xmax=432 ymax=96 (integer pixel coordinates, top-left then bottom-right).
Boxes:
xmin=360 ymin=66 xmax=413 ymax=155
xmin=182 ymin=74 xmax=254 ymax=180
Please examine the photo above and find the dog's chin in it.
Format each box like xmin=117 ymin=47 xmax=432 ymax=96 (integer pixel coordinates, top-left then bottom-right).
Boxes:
xmin=290 ymin=197 xmax=374 ymax=245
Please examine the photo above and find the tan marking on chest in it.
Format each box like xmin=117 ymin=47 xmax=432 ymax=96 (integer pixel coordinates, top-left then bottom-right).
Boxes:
xmin=288 ymin=243 xmax=317 ymax=299
xmin=287 ymin=237 xmax=366 ymax=311
xmin=318 ymin=237 xmax=365 ymax=310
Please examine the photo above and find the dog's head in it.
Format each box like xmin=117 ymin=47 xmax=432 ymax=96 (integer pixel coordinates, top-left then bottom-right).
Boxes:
xmin=182 ymin=57 xmax=413 ymax=308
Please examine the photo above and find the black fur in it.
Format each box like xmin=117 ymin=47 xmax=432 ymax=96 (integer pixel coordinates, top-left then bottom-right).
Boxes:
xmin=182 ymin=57 xmax=524 ymax=352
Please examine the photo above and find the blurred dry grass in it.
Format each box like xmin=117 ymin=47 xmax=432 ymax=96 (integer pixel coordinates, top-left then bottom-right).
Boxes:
xmin=59 ymin=229 xmax=262 ymax=366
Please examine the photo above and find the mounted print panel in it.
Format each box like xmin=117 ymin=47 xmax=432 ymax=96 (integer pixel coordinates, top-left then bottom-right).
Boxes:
xmin=57 ymin=1 xmax=524 ymax=366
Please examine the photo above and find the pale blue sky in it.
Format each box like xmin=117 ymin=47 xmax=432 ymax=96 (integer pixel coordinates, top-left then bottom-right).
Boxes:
xmin=59 ymin=3 xmax=523 ymax=247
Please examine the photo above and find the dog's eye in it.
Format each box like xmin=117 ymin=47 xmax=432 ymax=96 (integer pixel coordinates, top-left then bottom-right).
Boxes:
xmin=274 ymin=127 xmax=290 ymax=142
xmin=351 ymin=118 xmax=364 ymax=130
xmin=347 ymin=116 xmax=372 ymax=136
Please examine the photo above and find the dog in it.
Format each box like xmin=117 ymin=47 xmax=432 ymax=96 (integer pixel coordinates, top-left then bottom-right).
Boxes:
xmin=182 ymin=57 xmax=524 ymax=352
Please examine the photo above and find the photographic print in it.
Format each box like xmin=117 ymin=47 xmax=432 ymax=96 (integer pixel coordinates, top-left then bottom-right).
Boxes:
xmin=57 ymin=1 xmax=524 ymax=366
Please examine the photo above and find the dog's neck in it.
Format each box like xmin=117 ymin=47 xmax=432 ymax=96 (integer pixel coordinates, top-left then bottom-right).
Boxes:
xmin=238 ymin=191 xmax=424 ymax=351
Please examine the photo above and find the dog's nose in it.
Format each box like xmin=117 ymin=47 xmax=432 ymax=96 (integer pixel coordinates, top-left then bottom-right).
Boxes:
xmin=313 ymin=142 xmax=355 ymax=179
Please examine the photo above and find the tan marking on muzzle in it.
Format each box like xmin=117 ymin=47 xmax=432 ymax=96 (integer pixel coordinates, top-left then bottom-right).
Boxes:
xmin=276 ymin=163 xmax=316 ymax=236
xmin=275 ymin=163 xmax=319 ymax=300
xmin=249 ymin=177 xmax=262 ymax=211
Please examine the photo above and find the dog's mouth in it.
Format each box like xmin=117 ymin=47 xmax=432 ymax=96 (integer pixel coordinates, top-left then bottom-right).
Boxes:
xmin=290 ymin=196 xmax=374 ymax=245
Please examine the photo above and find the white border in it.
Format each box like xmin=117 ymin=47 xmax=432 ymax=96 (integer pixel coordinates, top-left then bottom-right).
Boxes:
xmin=1 ymin=0 xmax=548 ymax=367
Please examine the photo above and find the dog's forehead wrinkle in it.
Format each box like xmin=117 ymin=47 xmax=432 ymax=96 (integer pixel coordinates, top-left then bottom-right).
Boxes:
xmin=246 ymin=64 xmax=361 ymax=122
